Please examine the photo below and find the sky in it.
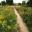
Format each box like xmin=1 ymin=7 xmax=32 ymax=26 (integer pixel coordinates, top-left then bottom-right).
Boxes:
xmin=13 ymin=0 xmax=28 ymax=3
xmin=0 ymin=0 xmax=6 ymax=2
xmin=0 ymin=0 xmax=28 ymax=3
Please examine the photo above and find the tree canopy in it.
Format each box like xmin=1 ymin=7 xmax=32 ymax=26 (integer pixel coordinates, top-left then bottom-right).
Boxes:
xmin=6 ymin=0 xmax=13 ymax=5
xmin=27 ymin=0 xmax=32 ymax=7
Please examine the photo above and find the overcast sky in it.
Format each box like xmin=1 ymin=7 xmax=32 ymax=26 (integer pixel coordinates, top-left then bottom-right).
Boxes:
xmin=0 ymin=0 xmax=6 ymax=2
xmin=0 ymin=0 xmax=28 ymax=3
xmin=13 ymin=0 xmax=28 ymax=3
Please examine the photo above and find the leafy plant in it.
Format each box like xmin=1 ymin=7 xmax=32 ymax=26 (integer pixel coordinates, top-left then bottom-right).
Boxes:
xmin=0 ymin=6 xmax=17 ymax=32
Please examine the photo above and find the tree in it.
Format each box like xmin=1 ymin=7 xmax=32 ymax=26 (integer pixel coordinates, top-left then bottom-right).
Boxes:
xmin=22 ymin=1 xmax=26 ymax=5
xmin=0 ymin=3 xmax=1 ymax=5
xmin=6 ymin=0 xmax=13 ymax=5
xmin=27 ymin=0 xmax=32 ymax=7
xmin=1 ymin=1 xmax=6 ymax=5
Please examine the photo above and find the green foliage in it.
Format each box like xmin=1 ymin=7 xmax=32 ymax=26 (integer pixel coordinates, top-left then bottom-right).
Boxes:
xmin=27 ymin=0 xmax=32 ymax=7
xmin=1 ymin=1 xmax=6 ymax=5
xmin=18 ymin=3 xmax=21 ymax=5
xmin=16 ymin=6 xmax=32 ymax=32
xmin=6 ymin=0 xmax=13 ymax=5
xmin=23 ymin=14 xmax=32 ymax=32
xmin=0 ymin=6 xmax=17 ymax=32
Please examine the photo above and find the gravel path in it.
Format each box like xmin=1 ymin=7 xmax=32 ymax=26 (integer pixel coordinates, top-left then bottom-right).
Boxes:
xmin=13 ymin=7 xmax=29 ymax=32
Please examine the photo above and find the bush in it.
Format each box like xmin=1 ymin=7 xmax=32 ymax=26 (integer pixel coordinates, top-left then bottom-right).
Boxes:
xmin=18 ymin=3 xmax=21 ymax=5
xmin=23 ymin=14 xmax=32 ymax=32
xmin=0 ymin=6 xmax=17 ymax=32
